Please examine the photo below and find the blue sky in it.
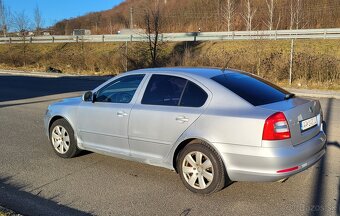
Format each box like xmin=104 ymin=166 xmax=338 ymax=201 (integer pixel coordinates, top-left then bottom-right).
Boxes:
xmin=5 ymin=0 xmax=124 ymax=27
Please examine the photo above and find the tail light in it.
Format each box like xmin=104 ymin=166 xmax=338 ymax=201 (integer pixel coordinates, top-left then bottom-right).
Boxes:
xmin=262 ymin=112 xmax=291 ymax=140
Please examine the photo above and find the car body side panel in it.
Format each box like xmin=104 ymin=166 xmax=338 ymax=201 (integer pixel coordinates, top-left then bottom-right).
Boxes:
xmin=163 ymin=107 xmax=273 ymax=169
xmin=76 ymin=102 xmax=132 ymax=155
xmin=129 ymin=105 xmax=204 ymax=159
xmin=128 ymin=72 xmax=212 ymax=161
xmin=181 ymin=108 xmax=271 ymax=146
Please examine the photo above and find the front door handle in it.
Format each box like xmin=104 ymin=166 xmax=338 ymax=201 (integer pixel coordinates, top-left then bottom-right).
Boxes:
xmin=176 ymin=116 xmax=189 ymax=123
xmin=117 ymin=111 xmax=128 ymax=117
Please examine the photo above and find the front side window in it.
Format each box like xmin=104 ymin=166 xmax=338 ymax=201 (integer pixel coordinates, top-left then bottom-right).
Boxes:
xmin=95 ymin=74 xmax=145 ymax=103
xmin=141 ymin=75 xmax=187 ymax=106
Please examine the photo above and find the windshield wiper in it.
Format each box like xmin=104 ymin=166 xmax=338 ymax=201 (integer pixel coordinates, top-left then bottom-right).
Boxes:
xmin=284 ymin=93 xmax=295 ymax=100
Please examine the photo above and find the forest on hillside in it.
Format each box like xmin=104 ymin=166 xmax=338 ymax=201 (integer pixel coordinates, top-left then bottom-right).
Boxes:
xmin=53 ymin=0 xmax=340 ymax=35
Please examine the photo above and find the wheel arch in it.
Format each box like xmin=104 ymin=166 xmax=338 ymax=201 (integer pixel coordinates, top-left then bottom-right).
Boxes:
xmin=172 ymin=137 xmax=227 ymax=173
xmin=48 ymin=115 xmax=76 ymax=139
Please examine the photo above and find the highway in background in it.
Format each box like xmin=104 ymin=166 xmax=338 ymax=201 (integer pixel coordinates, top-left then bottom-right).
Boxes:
xmin=1 ymin=28 xmax=340 ymax=44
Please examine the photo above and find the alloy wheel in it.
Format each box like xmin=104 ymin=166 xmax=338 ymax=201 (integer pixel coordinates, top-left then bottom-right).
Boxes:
xmin=51 ymin=125 xmax=70 ymax=154
xmin=182 ymin=151 xmax=214 ymax=190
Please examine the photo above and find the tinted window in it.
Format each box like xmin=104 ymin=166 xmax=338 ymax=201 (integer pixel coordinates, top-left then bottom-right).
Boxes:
xmin=180 ymin=81 xmax=208 ymax=107
xmin=142 ymin=75 xmax=187 ymax=106
xmin=96 ymin=74 xmax=144 ymax=103
xmin=211 ymin=73 xmax=289 ymax=106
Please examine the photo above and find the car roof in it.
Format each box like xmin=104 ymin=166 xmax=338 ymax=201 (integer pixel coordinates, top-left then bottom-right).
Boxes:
xmin=127 ymin=67 xmax=241 ymax=78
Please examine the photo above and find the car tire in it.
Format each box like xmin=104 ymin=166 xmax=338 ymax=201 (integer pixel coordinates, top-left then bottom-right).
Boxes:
xmin=177 ymin=141 xmax=230 ymax=194
xmin=49 ymin=118 xmax=80 ymax=158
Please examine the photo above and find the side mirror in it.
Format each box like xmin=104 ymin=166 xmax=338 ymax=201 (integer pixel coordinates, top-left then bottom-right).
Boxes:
xmin=82 ymin=91 xmax=95 ymax=102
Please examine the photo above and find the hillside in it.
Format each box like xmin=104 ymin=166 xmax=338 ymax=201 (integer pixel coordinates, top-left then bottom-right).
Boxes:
xmin=53 ymin=0 xmax=340 ymax=35
xmin=0 ymin=39 xmax=339 ymax=89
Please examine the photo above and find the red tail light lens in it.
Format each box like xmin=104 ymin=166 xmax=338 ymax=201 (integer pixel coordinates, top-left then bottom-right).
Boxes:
xmin=262 ymin=112 xmax=291 ymax=140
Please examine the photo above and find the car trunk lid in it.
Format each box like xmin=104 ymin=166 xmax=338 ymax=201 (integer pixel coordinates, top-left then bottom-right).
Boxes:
xmin=259 ymin=97 xmax=322 ymax=146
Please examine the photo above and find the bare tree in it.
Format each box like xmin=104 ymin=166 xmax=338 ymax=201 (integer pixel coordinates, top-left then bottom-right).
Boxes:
xmin=12 ymin=11 xmax=32 ymax=67
xmin=108 ymin=18 xmax=113 ymax=34
xmin=223 ymin=0 xmax=236 ymax=31
xmin=217 ymin=0 xmax=222 ymax=27
xmin=144 ymin=3 xmax=162 ymax=67
xmin=295 ymin=0 xmax=304 ymax=29
xmin=12 ymin=10 xmax=31 ymax=38
xmin=264 ymin=0 xmax=275 ymax=31
xmin=289 ymin=0 xmax=295 ymax=30
xmin=241 ymin=0 xmax=257 ymax=31
xmin=93 ymin=13 xmax=101 ymax=34
xmin=34 ymin=4 xmax=43 ymax=35
xmin=64 ymin=20 xmax=70 ymax=35
xmin=0 ymin=0 xmax=10 ymax=37
xmin=275 ymin=13 xmax=281 ymax=30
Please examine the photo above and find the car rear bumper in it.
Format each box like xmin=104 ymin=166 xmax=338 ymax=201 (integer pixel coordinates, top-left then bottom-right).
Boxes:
xmin=213 ymin=131 xmax=327 ymax=182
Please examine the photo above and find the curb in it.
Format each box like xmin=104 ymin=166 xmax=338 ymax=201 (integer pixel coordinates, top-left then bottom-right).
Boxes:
xmin=0 ymin=206 xmax=21 ymax=216
xmin=286 ymin=88 xmax=340 ymax=100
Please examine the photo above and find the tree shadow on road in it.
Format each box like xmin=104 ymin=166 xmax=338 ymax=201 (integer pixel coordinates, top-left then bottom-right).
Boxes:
xmin=0 ymin=175 xmax=93 ymax=216
xmin=0 ymin=75 xmax=109 ymax=103
xmin=309 ymin=98 xmax=340 ymax=216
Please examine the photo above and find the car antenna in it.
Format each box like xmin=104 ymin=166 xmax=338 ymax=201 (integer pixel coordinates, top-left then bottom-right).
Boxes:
xmin=221 ymin=56 xmax=233 ymax=73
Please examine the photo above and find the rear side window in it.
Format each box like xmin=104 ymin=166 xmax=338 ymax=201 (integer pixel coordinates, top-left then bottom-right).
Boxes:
xmin=142 ymin=75 xmax=187 ymax=106
xmin=142 ymin=74 xmax=208 ymax=107
xmin=180 ymin=81 xmax=208 ymax=107
xmin=211 ymin=73 xmax=289 ymax=106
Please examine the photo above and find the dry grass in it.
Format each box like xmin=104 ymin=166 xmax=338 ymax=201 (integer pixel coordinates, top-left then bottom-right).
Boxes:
xmin=170 ymin=40 xmax=340 ymax=89
xmin=0 ymin=39 xmax=339 ymax=90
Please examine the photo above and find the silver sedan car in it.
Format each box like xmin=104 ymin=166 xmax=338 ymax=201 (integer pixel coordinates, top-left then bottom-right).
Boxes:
xmin=44 ymin=67 xmax=327 ymax=194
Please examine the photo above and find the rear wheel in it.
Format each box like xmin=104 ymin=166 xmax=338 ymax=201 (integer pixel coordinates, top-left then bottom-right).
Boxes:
xmin=49 ymin=119 xmax=80 ymax=158
xmin=177 ymin=141 xmax=229 ymax=194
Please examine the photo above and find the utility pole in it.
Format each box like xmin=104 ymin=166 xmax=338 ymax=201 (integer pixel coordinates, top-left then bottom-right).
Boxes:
xmin=130 ymin=7 xmax=133 ymax=29
xmin=289 ymin=39 xmax=295 ymax=85
xmin=125 ymin=41 xmax=128 ymax=72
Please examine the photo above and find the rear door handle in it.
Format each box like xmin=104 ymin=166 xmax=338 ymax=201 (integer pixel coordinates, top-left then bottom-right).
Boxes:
xmin=176 ymin=116 xmax=189 ymax=123
xmin=117 ymin=111 xmax=128 ymax=117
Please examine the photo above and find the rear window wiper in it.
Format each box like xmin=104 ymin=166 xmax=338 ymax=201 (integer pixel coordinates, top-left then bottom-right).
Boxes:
xmin=284 ymin=93 xmax=295 ymax=100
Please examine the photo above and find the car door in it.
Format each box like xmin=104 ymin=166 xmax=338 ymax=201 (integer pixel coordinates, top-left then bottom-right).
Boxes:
xmin=77 ymin=74 xmax=145 ymax=155
xmin=129 ymin=74 xmax=210 ymax=161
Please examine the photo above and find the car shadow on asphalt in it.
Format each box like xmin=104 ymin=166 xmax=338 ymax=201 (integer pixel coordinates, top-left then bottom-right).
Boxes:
xmin=309 ymin=98 xmax=340 ymax=216
xmin=0 ymin=75 xmax=108 ymax=102
xmin=0 ymin=175 xmax=93 ymax=216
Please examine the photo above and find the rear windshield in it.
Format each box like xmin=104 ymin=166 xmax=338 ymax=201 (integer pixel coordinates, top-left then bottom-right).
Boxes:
xmin=211 ymin=73 xmax=289 ymax=106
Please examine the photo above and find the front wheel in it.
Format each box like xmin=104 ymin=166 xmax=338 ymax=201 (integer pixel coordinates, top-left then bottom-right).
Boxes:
xmin=177 ymin=141 xmax=229 ymax=194
xmin=49 ymin=119 xmax=80 ymax=158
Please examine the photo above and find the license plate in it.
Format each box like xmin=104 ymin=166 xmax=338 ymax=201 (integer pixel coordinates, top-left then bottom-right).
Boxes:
xmin=300 ymin=116 xmax=317 ymax=131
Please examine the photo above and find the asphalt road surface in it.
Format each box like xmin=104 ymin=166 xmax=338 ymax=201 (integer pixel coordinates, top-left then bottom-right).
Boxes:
xmin=0 ymin=74 xmax=339 ymax=216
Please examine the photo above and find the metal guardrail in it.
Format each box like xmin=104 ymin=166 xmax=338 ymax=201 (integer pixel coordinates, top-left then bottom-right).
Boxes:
xmin=1 ymin=28 xmax=340 ymax=44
